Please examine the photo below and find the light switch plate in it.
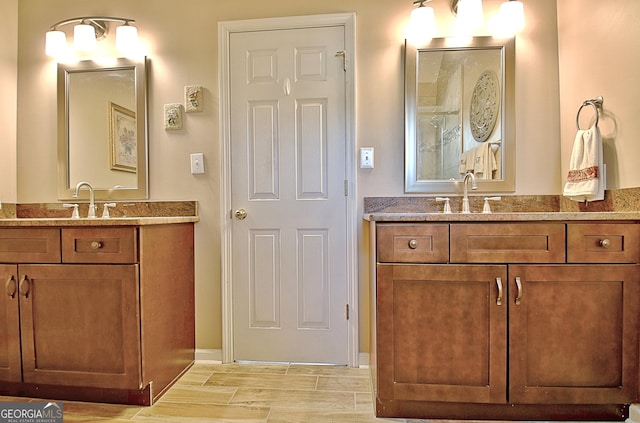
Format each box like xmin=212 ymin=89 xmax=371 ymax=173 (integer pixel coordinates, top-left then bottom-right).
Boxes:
xmin=190 ymin=153 xmax=205 ymax=174
xmin=360 ymin=147 xmax=374 ymax=169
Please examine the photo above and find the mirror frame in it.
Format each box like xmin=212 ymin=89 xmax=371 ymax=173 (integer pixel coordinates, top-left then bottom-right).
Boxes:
xmin=405 ymin=37 xmax=515 ymax=193
xmin=57 ymin=57 xmax=149 ymax=200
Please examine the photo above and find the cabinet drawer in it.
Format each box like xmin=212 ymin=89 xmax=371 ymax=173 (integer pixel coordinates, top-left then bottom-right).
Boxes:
xmin=377 ymin=224 xmax=449 ymax=263
xmin=62 ymin=228 xmax=137 ymax=263
xmin=450 ymin=223 xmax=565 ymax=263
xmin=0 ymin=228 xmax=61 ymax=263
xmin=567 ymin=223 xmax=640 ymax=263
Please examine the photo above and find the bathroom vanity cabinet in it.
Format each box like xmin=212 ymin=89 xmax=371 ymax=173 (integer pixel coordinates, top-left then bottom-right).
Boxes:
xmin=0 ymin=222 xmax=195 ymax=405
xmin=370 ymin=220 xmax=640 ymax=420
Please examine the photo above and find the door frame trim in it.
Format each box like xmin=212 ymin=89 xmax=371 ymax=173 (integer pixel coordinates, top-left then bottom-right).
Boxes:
xmin=218 ymin=13 xmax=358 ymax=366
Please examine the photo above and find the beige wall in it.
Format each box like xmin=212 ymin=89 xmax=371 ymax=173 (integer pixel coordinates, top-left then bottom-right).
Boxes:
xmin=11 ymin=0 xmax=633 ymax=357
xmin=557 ymin=0 xmax=640 ymax=190
xmin=0 ymin=0 xmax=18 ymax=204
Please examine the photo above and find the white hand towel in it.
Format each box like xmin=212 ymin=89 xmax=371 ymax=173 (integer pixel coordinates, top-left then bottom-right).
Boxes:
xmin=473 ymin=142 xmax=498 ymax=180
xmin=459 ymin=149 xmax=473 ymax=174
xmin=563 ymin=127 xmax=604 ymax=202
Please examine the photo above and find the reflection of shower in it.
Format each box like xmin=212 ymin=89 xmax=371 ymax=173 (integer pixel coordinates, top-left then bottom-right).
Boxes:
xmin=417 ymin=109 xmax=461 ymax=180
xmin=418 ymin=115 xmax=444 ymax=152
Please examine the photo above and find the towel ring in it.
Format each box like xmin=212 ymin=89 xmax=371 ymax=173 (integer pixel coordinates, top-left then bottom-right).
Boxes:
xmin=576 ymin=96 xmax=603 ymax=130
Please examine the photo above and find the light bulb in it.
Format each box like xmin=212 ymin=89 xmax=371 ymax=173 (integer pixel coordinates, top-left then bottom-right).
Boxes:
xmin=499 ymin=0 xmax=524 ymax=35
xmin=74 ymin=23 xmax=97 ymax=52
xmin=406 ymin=5 xmax=436 ymax=44
xmin=116 ymin=23 xmax=139 ymax=56
xmin=456 ymin=0 xmax=484 ymax=35
xmin=45 ymin=30 xmax=66 ymax=57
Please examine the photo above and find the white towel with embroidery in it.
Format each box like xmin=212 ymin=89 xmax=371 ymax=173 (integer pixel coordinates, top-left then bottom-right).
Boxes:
xmin=563 ymin=126 xmax=604 ymax=202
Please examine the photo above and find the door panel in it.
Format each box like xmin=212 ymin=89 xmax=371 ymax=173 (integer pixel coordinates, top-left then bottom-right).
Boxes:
xmin=376 ymin=264 xmax=508 ymax=404
xmin=0 ymin=264 xmax=21 ymax=382
xmin=249 ymin=229 xmax=280 ymax=328
xmin=248 ymin=100 xmax=279 ymax=200
xmin=509 ymin=264 xmax=640 ymax=404
xmin=230 ymin=26 xmax=348 ymax=364
xmin=18 ymin=264 xmax=141 ymax=389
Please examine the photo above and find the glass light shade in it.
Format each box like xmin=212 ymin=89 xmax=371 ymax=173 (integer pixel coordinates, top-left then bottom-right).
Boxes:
xmin=499 ymin=1 xmax=524 ymax=34
xmin=116 ymin=24 xmax=139 ymax=54
xmin=407 ymin=6 xmax=436 ymax=44
xmin=456 ymin=0 xmax=484 ymax=34
xmin=45 ymin=30 xmax=66 ymax=57
xmin=74 ymin=23 xmax=97 ymax=52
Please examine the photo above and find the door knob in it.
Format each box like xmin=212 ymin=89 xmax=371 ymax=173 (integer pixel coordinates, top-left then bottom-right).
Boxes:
xmin=233 ymin=209 xmax=247 ymax=220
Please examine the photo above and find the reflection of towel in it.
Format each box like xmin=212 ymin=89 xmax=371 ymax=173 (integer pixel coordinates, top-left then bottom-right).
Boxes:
xmin=459 ymin=149 xmax=474 ymax=174
xmin=459 ymin=143 xmax=497 ymax=179
xmin=473 ymin=142 xmax=498 ymax=179
xmin=563 ymin=127 xmax=604 ymax=202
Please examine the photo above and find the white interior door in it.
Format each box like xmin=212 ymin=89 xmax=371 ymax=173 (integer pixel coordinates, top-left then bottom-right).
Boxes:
xmin=229 ymin=25 xmax=349 ymax=364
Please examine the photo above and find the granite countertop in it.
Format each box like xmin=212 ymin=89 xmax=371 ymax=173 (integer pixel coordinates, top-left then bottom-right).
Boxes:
xmin=0 ymin=216 xmax=199 ymax=227
xmin=365 ymin=211 xmax=640 ymax=222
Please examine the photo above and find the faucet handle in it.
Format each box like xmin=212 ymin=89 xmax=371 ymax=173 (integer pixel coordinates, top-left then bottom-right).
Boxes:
xmin=102 ymin=203 xmax=116 ymax=218
xmin=435 ymin=197 xmax=452 ymax=214
xmin=482 ymin=196 xmax=502 ymax=214
xmin=63 ymin=203 xmax=80 ymax=219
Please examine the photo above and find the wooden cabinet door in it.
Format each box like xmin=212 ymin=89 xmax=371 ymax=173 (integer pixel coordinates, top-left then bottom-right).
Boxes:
xmin=509 ymin=265 xmax=640 ymax=404
xmin=18 ymin=264 xmax=142 ymax=389
xmin=0 ymin=264 xmax=21 ymax=382
xmin=376 ymin=264 xmax=508 ymax=404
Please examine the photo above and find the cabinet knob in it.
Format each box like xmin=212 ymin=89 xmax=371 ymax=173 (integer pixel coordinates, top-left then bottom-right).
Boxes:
xmin=91 ymin=241 xmax=103 ymax=250
xmin=408 ymin=239 xmax=418 ymax=249
xmin=599 ymin=238 xmax=611 ymax=248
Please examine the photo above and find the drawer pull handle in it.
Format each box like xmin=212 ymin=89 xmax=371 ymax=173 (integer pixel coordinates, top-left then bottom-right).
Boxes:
xmin=408 ymin=239 xmax=418 ymax=249
xmin=5 ymin=275 xmax=16 ymax=299
xmin=599 ymin=238 xmax=611 ymax=248
xmin=19 ymin=275 xmax=30 ymax=299
xmin=91 ymin=241 xmax=103 ymax=250
xmin=515 ymin=276 xmax=523 ymax=305
xmin=496 ymin=277 xmax=503 ymax=306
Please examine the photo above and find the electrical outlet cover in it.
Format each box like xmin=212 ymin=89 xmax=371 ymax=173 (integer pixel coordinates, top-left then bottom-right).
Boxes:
xmin=164 ymin=103 xmax=183 ymax=130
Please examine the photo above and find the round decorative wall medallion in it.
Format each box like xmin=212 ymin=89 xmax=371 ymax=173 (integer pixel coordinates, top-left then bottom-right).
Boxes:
xmin=469 ymin=70 xmax=500 ymax=142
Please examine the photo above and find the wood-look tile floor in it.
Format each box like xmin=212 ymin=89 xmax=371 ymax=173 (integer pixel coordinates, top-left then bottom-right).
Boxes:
xmin=0 ymin=362 xmax=620 ymax=422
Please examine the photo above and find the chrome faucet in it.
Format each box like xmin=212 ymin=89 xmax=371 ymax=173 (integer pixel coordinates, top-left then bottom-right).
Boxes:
xmin=73 ymin=181 xmax=96 ymax=218
xmin=461 ymin=172 xmax=477 ymax=214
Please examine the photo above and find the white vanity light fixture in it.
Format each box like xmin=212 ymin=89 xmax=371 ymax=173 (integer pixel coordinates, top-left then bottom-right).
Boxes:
xmin=408 ymin=0 xmax=524 ymax=40
xmin=115 ymin=22 xmax=139 ymax=56
xmin=454 ymin=0 xmax=484 ymax=35
xmin=73 ymin=21 xmax=97 ymax=52
xmin=497 ymin=0 xmax=524 ymax=35
xmin=406 ymin=0 xmax=437 ymax=44
xmin=45 ymin=17 xmax=139 ymax=59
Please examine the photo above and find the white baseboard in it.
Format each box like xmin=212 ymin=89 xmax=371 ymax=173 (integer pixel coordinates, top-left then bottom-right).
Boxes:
xmin=193 ymin=350 xmax=369 ymax=367
xmin=626 ymin=404 xmax=640 ymax=423
xmin=194 ymin=349 xmax=222 ymax=362
xmin=358 ymin=352 xmax=369 ymax=368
